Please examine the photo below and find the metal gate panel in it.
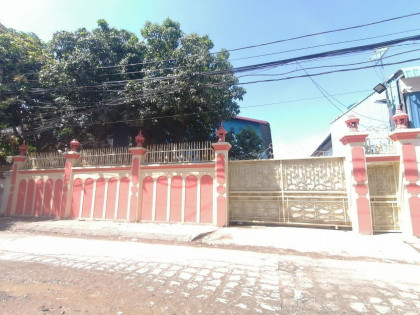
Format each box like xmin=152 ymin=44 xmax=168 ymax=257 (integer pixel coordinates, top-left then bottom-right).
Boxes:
xmin=229 ymin=192 xmax=282 ymax=223
xmin=229 ymin=158 xmax=350 ymax=226
xmin=284 ymin=194 xmax=350 ymax=225
xmin=367 ymin=163 xmax=400 ymax=231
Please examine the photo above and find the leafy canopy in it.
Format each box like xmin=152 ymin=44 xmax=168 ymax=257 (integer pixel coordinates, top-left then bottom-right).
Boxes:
xmin=1 ymin=18 xmax=245 ymax=156
xmin=125 ymin=18 xmax=246 ymax=143
xmin=0 ymin=23 xmax=49 ymax=158
xmin=227 ymin=126 xmax=266 ymax=160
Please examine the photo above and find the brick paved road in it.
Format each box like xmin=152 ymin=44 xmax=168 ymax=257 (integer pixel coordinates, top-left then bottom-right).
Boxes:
xmin=0 ymin=233 xmax=281 ymax=313
xmin=1 ymin=232 xmax=420 ymax=314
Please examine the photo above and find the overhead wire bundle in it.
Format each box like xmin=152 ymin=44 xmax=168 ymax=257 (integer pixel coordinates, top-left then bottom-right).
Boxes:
xmin=4 ymin=11 xmax=420 ymax=135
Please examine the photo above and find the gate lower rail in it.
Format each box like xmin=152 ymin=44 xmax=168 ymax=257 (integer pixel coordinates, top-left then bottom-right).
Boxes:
xmin=229 ymin=191 xmax=350 ymax=227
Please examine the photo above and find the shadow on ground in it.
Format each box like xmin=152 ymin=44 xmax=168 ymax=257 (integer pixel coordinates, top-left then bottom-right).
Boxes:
xmin=0 ymin=216 xmax=62 ymax=231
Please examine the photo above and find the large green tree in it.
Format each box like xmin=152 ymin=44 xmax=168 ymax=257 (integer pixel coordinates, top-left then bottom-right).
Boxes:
xmin=0 ymin=23 xmax=49 ymax=161
xmin=227 ymin=126 xmax=266 ymax=160
xmin=40 ymin=18 xmax=245 ymax=146
xmin=39 ymin=19 xmax=146 ymax=148
xmin=127 ymin=19 xmax=246 ymax=143
xmin=1 ymin=18 xmax=245 ymax=154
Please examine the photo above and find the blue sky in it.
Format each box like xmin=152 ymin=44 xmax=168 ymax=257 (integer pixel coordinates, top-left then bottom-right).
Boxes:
xmin=1 ymin=0 xmax=420 ymax=157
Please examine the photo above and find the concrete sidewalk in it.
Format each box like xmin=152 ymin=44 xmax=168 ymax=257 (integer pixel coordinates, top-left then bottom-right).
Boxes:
xmin=1 ymin=216 xmax=419 ymax=263
xmin=202 ymin=225 xmax=420 ymax=263
xmin=0 ymin=216 xmax=217 ymax=242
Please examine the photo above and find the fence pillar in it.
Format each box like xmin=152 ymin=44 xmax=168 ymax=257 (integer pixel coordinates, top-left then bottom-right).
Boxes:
xmin=340 ymin=115 xmax=373 ymax=235
xmin=5 ymin=142 xmax=28 ymax=216
xmin=0 ymin=172 xmax=12 ymax=215
xmin=389 ymin=110 xmax=420 ymax=237
xmin=212 ymin=124 xmax=231 ymax=227
xmin=129 ymin=130 xmax=147 ymax=222
xmin=61 ymin=139 xmax=81 ymax=218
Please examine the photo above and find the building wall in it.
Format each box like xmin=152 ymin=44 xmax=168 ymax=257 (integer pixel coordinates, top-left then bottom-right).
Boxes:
xmin=406 ymin=93 xmax=420 ymax=128
xmin=317 ymin=67 xmax=420 ymax=157
xmin=223 ymin=117 xmax=273 ymax=158
xmin=330 ymin=92 xmax=391 ymax=156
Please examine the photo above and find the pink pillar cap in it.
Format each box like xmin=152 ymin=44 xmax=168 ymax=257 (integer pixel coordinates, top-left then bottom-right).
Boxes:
xmin=392 ymin=109 xmax=409 ymax=129
xmin=69 ymin=139 xmax=81 ymax=152
xmin=135 ymin=130 xmax=145 ymax=147
xmin=217 ymin=123 xmax=227 ymax=142
xmin=345 ymin=114 xmax=360 ymax=132
xmin=18 ymin=141 xmax=28 ymax=156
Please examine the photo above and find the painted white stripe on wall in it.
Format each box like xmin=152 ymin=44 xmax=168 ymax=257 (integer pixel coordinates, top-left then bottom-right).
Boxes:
xmin=48 ymin=180 xmax=55 ymax=217
xmin=126 ymin=179 xmax=132 ymax=221
xmin=196 ymin=176 xmax=201 ymax=223
xmin=102 ymin=178 xmax=108 ymax=219
xmin=166 ymin=177 xmax=171 ymax=222
xmin=152 ymin=178 xmax=157 ymax=221
xmin=78 ymin=179 xmax=84 ymax=219
xmin=181 ymin=176 xmax=186 ymax=223
xmin=213 ymin=176 xmax=217 ymax=225
xmin=114 ymin=180 xmax=120 ymax=220
xmin=90 ymin=180 xmax=97 ymax=219
xmin=21 ymin=179 xmax=27 ymax=215
xmin=30 ymin=179 xmax=36 ymax=216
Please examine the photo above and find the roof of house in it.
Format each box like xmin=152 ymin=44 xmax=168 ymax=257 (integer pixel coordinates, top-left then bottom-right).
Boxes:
xmin=232 ymin=116 xmax=270 ymax=125
xmin=330 ymin=91 xmax=376 ymax=124
xmin=331 ymin=66 xmax=420 ymax=124
xmin=311 ymin=133 xmax=332 ymax=156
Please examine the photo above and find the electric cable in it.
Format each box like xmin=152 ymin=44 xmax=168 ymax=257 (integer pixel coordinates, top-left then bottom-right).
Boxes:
xmin=21 ymin=34 xmax=420 ymax=94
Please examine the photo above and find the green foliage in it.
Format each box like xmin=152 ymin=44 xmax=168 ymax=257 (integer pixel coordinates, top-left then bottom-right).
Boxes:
xmin=39 ymin=20 xmax=146 ymax=148
xmin=227 ymin=126 xmax=265 ymax=160
xmin=127 ymin=18 xmax=246 ymax=143
xmin=0 ymin=23 xmax=50 ymax=158
xmin=0 ymin=18 xmax=246 ymax=153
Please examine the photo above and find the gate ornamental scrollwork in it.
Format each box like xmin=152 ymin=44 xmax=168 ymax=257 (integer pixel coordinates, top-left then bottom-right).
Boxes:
xmin=282 ymin=159 xmax=346 ymax=191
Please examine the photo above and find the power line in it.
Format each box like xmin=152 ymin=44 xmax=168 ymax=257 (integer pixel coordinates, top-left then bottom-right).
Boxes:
xmin=297 ymin=62 xmax=388 ymax=124
xmin=237 ymin=47 xmax=420 ymax=78
xmin=18 ymin=52 xmax=420 ymax=131
xmin=21 ymin=89 xmax=375 ymax=134
xmin=98 ymin=28 xmax=420 ymax=77
xmin=228 ymin=11 xmax=420 ymax=52
xmin=235 ymin=56 xmax=420 ymax=86
xmin=9 ymin=40 xmax=420 ymax=132
xmin=241 ymin=89 xmax=371 ymax=108
xmin=12 ymin=47 xmax=420 ymax=132
xmin=230 ymin=28 xmax=420 ymax=62
xmin=94 ymin=12 xmax=420 ymax=71
xmin=296 ymin=62 xmax=344 ymax=113
xmin=226 ymin=34 xmax=420 ymax=76
xmin=25 ymin=34 xmax=420 ymax=94
xmin=19 ymin=84 xmax=376 ymax=127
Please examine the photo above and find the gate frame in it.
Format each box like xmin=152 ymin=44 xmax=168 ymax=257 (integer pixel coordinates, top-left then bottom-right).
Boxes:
xmin=366 ymin=160 xmax=401 ymax=232
xmin=339 ymin=115 xmax=373 ymax=235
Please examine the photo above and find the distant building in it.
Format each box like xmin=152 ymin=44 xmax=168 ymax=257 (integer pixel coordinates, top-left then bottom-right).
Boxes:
xmin=106 ymin=115 xmax=274 ymax=158
xmin=312 ymin=66 xmax=420 ymax=157
xmin=223 ymin=116 xmax=273 ymax=158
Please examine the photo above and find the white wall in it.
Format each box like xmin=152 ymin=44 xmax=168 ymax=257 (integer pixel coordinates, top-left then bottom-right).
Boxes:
xmin=330 ymin=92 xmax=392 ymax=156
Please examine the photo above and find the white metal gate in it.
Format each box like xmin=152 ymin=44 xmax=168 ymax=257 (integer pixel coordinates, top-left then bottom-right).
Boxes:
xmin=229 ymin=157 xmax=350 ymax=227
xmin=367 ymin=163 xmax=400 ymax=231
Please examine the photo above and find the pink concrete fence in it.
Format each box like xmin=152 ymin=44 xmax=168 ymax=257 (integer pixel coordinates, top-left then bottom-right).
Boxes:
xmin=2 ymin=128 xmax=231 ymax=227
xmin=339 ymin=112 xmax=420 ymax=237
xmin=1 ymin=116 xmax=420 ymax=237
